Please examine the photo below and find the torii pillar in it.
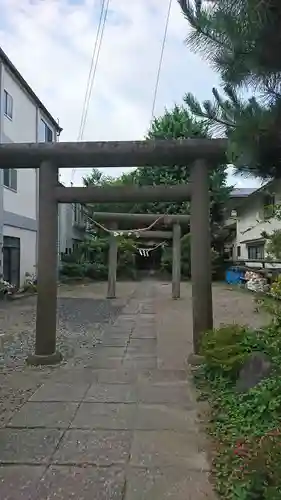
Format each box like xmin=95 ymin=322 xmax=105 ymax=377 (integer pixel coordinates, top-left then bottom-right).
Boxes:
xmin=27 ymin=161 xmax=62 ymax=365
xmin=190 ymin=159 xmax=213 ymax=353
xmin=107 ymin=222 xmax=118 ymax=298
xmin=172 ymin=222 xmax=181 ymax=299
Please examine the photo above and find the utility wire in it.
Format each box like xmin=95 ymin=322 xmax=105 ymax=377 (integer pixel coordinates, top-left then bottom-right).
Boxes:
xmin=80 ymin=0 xmax=110 ymax=140
xmin=149 ymin=0 xmax=172 ymax=127
xmin=72 ymin=0 xmax=170 ymax=185
xmin=72 ymin=0 xmax=110 ymax=185
xmin=77 ymin=0 xmax=107 ymax=142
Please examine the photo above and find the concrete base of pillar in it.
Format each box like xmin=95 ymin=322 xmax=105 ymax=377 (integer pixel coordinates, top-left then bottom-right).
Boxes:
xmin=26 ymin=351 xmax=63 ymax=366
xmin=187 ymin=353 xmax=205 ymax=366
xmin=107 ymin=294 xmax=116 ymax=299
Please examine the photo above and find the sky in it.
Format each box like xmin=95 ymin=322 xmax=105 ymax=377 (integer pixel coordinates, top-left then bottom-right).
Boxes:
xmin=0 ymin=0 xmax=261 ymax=189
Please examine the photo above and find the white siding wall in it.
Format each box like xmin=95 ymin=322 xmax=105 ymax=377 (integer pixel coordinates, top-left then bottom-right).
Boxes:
xmin=4 ymin=169 xmax=37 ymax=218
xmin=2 ymin=66 xmax=37 ymax=143
xmin=3 ymin=225 xmax=36 ymax=286
xmin=2 ymin=64 xmax=37 ymax=220
xmin=236 ymin=180 xmax=281 ymax=266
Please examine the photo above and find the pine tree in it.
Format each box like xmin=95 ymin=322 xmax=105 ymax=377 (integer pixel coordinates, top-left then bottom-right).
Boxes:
xmin=179 ymin=0 xmax=281 ymax=179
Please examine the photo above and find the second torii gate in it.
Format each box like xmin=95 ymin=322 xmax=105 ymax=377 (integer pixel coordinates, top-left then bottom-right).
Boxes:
xmin=88 ymin=212 xmax=189 ymax=300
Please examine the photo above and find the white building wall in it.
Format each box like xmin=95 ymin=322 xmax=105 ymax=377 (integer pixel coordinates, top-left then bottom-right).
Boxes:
xmin=4 ymin=169 xmax=37 ymax=219
xmin=2 ymin=64 xmax=37 ymax=220
xmin=3 ymin=225 xmax=36 ymax=285
xmin=236 ymin=180 xmax=281 ymax=266
xmin=2 ymin=65 xmax=37 ymax=143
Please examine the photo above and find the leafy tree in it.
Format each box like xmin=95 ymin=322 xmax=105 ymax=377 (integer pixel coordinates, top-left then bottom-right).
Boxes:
xmin=83 ymin=168 xmax=136 ymax=215
xmin=83 ymin=104 xmax=231 ymax=243
xmin=133 ymin=104 xmax=231 ymax=255
xmin=179 ymin=0 xmax=281 ymax=179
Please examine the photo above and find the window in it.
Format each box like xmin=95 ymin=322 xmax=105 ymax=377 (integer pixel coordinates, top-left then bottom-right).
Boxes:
xmin=39 ymin=119 xmax=53 ymax=142
xmin=237 ymin=246 xmax=241 ymax=258
xmin=4 ymin=90 xmax=13 ymax=119
xmin=247 ymin=244 xmax=264 ymax=260
xmin=263 ymin=194 xmax=275 ymax=220
xmin=3 ymin=168 xmax=17 ymax=191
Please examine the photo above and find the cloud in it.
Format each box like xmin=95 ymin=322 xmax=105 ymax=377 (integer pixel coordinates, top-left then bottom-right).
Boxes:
xmin=0 ymin=0 xmax=258 ymax=188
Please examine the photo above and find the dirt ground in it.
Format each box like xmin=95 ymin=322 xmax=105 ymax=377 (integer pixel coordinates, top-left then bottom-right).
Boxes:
xmin=0 ymin=281 xmax=269 ymax=429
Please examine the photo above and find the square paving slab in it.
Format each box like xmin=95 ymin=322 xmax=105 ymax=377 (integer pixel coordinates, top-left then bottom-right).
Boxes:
xmin=0 ymin=466 xmax=46 ymax=499
xmin=71 ymin=403 xmax=137 ymax=430
xmin=96 ymin=369 xmax=139 ymax=384
xmin=122 ymin=357 xmax=157 ymax=370
xmin=85 ymin=384 xmax=137 ymax=403
xmin=138 ymin=383 xmax=193 ymax=406
xmin=30 ymin=383 xmax=90 ymax=402
xmin=0 ymin=429 xmax=63 ymax=464
xmin=130 ymin=430 xmax=210 ymax=470
xmin=135 ymin=405 xmax=199 ymax=432
xmin=84 ymin=357 xmax=124 ymax=369
xmin=7 ymin=402 xmax=79 ymax=429
xmin=36 ymin=466 xmax=126 ymax=500
xmin=48 ymin=368 xmax=99 ymax=385
xmin=124 ymin=467 xmax=216 ymax=500
xmin=52 ymin=430 xmax=132 ymax=465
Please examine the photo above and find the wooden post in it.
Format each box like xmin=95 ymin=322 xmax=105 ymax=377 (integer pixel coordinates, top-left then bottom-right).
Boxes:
xmin=190 ymin=159 xmax=213 ymax=354
xmin=27 ymin=161 xmax=62 ymax=366
xmin=172 ymin=223 xmax=181 ymax=299
xmin=107 ymin=222 xmax=118 ymax=299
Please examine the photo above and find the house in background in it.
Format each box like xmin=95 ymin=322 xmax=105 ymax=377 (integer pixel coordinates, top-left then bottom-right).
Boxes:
xmin=226 ymin=181 xmax=281 ymax=266
xmin=59 ymin=199 xmax=86 ymax=259
xmin=0 ymin=47 xmax=85 ymax=287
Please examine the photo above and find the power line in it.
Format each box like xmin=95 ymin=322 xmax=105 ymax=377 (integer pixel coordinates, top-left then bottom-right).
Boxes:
xmin=80 ymin=0 xmax=110 ymax=140
xmin=72 ymin=0 xmax=110 ymax=185
xmin=149 ymin=0 xmax=172 ymax=127
xmin=77 ymin=0 xmax=107 ymax=142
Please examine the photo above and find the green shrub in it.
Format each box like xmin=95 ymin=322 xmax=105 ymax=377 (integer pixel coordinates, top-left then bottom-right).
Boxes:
xmin=200 ymin=324 xmax=252 ymax=377
xmin=60 ymin=262 xmax=86 ymax=278
xmin=84 ymin=262 xmax=107 ymax=280
xmin=195 ymin=313 xmax=281 ymax=499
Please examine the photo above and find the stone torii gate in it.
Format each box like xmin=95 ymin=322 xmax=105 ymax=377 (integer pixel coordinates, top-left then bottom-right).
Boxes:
xmin=89 ymin=212 xmax=190 ymax=300
xmin=0 ymin=138 xmax=226 ymax=364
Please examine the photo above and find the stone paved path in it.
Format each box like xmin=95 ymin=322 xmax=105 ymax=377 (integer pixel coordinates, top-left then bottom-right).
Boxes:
xmin=0 ymin=281 xmax=268 ymax=499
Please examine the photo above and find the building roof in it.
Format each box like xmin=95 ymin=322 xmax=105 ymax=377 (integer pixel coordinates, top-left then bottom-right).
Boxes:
xmin=0 ymin=47 xmax=62 ymax=134
xmin=230 ymin=187 xmax=257 ymax=197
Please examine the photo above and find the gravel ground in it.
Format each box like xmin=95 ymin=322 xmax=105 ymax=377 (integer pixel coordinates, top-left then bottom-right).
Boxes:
xmin=0 ymin=290 xmax=128 ymax=428
xmin=0 ymin=297 xmax=124 ymax=367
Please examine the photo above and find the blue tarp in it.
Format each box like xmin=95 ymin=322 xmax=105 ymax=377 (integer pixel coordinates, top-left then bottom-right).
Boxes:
xmin=225 ymin=267 xmax=244 ymax=284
